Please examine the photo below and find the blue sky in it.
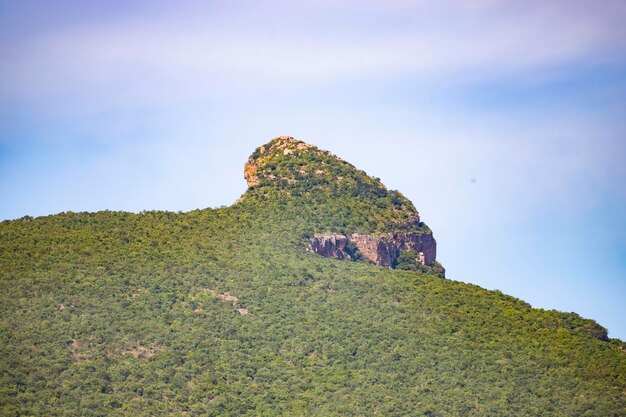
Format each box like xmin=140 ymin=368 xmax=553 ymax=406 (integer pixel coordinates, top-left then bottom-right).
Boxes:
xmin=1 ymin=0 xmax=625 ymax=338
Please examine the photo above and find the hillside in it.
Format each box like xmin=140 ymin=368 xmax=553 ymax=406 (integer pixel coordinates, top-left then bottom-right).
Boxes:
xmin=0 ymin=136 xmax=624 ymax=416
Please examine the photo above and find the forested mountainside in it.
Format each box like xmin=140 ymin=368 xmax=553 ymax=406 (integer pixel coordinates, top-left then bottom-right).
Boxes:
xmin=1 ymin=136 xmax=624 ymax=416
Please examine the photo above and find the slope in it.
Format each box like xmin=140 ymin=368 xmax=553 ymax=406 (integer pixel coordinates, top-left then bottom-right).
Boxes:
xmin=0 ymin=136 xmax=624 ymax=416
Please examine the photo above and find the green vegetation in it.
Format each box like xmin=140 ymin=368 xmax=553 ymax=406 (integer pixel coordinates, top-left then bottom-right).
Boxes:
xmin=395 ymin=249 xmax=422 ymax=270
xmin=394 ymin=250 xmax=445 ymax=278
xmin=1 ymin=137 xmax=624 ymax=416
xmin=243 ymin=137 xmax=424 ymax=235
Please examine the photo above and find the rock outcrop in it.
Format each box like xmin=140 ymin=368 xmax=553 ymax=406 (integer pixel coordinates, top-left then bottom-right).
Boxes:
xmin=309 ymin=231 xmax=438 ymax=268
xmin=242 ymin=136 xmax=443 ymax=274
xmin=244 ymin=136 xmax=308 ymax=187
xmin=308 ymin=234 xmax=350 ymax=259
xmin=244 ymin=160 xmax=260 ymax=187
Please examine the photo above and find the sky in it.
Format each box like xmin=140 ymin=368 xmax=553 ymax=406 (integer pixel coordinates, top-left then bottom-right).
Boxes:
xmin=1 ymin=0 xmax=625 ymax=338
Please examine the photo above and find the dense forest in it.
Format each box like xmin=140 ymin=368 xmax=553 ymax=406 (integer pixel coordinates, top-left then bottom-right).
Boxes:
xmin=1 ymin=137 xmax=624 ymax=416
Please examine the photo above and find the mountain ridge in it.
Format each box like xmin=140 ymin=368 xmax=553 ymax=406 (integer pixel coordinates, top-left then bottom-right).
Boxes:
xmin=0 ymin=136 xmax=624 ymax=416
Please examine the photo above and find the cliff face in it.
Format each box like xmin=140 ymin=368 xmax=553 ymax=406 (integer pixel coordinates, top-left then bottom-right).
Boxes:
xmin=308 ymin=234 xmax=350 ymax=259
xmin=243 ymin=160 xmax=260 ymax=187
xmin=309 ymin=231 xmax=438 ymax=268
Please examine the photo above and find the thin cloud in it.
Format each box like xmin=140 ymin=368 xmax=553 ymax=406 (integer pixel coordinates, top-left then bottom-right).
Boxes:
xmin=2 ymin=0 xmax=625 ymax=108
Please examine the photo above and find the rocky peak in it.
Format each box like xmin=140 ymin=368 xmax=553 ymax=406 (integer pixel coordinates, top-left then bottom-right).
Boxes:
xmin=243 ymin=136 xmax=324 ymax=188
xmin=241 ymin=136 xmax=418 ymax=219
xmin=240 ymin=136 xmax=441 ymax=270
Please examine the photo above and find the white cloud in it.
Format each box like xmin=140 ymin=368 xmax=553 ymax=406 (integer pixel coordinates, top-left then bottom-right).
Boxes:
xmin=2 ymin=0 xmax=625 ymax=109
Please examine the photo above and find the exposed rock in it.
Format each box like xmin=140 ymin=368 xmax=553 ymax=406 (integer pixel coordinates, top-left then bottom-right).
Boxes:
xmin=586 ymin=323 xmax=609 ymax=342
xmin=350 ymin=232 xmax=437 ymax=266
xmin=308 ymin=234 xmax=350 ymax=259
xmin=273 ymin=135 xmax=299 ymax=149
xmin=219 ymin=293 xmax=238 ymax=303
xmin=244 ymin=160 xmax=260 ymax=187
xmin=69 ymin=338 xmax=83 ymax=361
xmin=244 ymin=136 xmax=301 ymax=188
xmin=122 ymin=343 xmax=159 ymax=359
xmin=193 ymin=287 xmax=251 ymax=315
xmin=309 ymin=231 xmax=439 ymax=269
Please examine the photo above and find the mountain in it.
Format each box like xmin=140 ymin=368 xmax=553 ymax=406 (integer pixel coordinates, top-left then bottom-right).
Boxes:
xmin=242 ymin=136 xmax=443 ymax=273
xmin=0 ymin=136 xmax=624 ymax=416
